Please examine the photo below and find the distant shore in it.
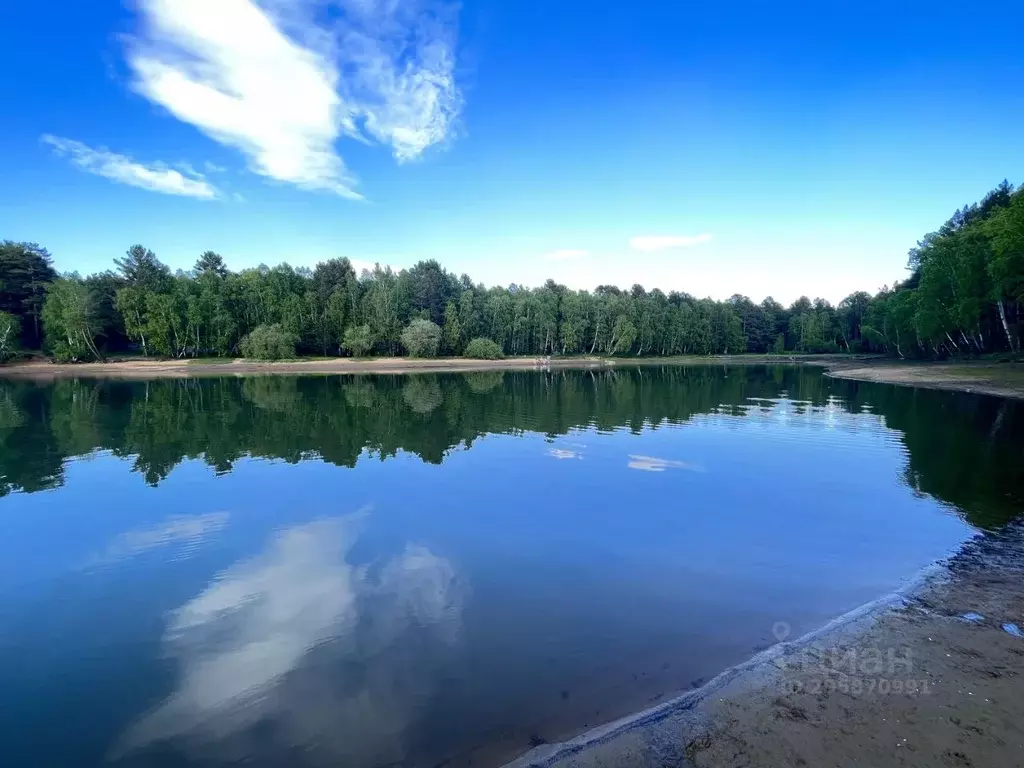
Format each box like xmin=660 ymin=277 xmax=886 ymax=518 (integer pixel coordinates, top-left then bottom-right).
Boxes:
xmin=0 ymin=353 xmax=800 ymax=380
xmin=2 ymin=354 xmax=1023 ymax=399
xmin=0 ymin=355 xmax=608 ymax=380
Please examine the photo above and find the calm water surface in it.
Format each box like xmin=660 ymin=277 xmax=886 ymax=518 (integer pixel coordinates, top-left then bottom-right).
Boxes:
xmin=1 ymin=365 xmax=1022 ymax=767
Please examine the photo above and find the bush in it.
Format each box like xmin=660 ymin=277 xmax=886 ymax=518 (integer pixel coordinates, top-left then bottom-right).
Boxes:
xmin=805 ymin=340 xmax=841 ymax=354
xmin=50 ymin=342 xmax=79 ymax=363
xmin=238 ymin=324 xmax=297 ymax=360
xmin=463 ymin=337 xmax=504 ymax=359
xmin=401 ymin=319 xmax=441 ymax=358
xmin=343 ymin=324 xmax=375 ymax=357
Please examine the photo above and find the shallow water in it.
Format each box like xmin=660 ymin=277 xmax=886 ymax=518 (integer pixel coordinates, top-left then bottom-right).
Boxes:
xmin=0 ymin=365 xmax=1021 ymax=768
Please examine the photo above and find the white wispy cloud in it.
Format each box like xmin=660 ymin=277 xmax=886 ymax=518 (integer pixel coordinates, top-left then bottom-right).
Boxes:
xmin=125 ymin=0 xmax=461 ymax=199
xmin=41 ymin=135 xmax=220 ymax=199
xmin=629 ymin=234 xmax=713 ymax=252
xmin=544 ymin=249 xmax=590 ymax=261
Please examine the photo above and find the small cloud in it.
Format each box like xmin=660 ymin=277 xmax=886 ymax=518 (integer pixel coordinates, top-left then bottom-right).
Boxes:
xmin=544 ymin=249 xmax=590 ymax=261
xmin=42 ymin=135 xmax=220 ymax=199
xmin=548 ymin=448 xmax=582 ymax=460
xmin=627 ymin=455 xmax=705 ymax=473
xmin=629 ymin=234 xmax=712 ymax=252
xmin=204 ymin=161 xmax=227 ymax=174
xmin=232 ymin=192 xmax=246 ymax=203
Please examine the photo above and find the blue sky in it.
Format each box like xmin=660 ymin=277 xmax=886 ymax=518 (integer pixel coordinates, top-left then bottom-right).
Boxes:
xmin=1 ymin=1 xmax=1021 ymax=304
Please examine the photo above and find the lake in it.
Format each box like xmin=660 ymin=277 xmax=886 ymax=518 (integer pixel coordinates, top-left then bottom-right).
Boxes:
xmin=1 ymin=365 xmax=1022 ymax=768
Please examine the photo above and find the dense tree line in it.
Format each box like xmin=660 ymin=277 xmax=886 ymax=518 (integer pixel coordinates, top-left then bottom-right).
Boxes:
xmin=1 ymin=181 xmax=1020 ymax=362
xmin=1 ymin=367 xmax=1021 ymax=528
xmin=866 ymin=180 xmax=1024 ymax=357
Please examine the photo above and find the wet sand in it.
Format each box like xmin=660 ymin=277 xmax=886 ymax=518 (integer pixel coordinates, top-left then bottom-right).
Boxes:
xmin=824 ymin=359 xmax=1024 ymax=401
xmin=505 ymin=523 xmax=1024 ymax=768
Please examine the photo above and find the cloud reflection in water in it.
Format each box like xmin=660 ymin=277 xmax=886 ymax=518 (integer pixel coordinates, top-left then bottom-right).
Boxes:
xmin=113 ymin=512 xmax=463 ymax=766
xmin=627 ymin=455 xmax=705 ymax=473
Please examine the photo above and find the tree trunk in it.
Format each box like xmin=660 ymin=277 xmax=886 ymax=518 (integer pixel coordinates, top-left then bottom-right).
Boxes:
xmin=997 ymin=300 xmax=1017 ymax=352
xmin=138 ymin=315 xmax=148 ymax=356
xmin=81 ymin=326 xmax=104 ymax=362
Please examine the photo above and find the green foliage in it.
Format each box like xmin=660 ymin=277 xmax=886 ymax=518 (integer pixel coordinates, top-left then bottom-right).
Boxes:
xmin=463 ymin=337 xmax=504 ymax=359
xmin=238 ymin=324 xmax=297 ymax=360
xmin=401 ymin=318 xmax=442 ymax=358
xmin=363 ymin=266 xmax=403 ymax=355
xmin=0 ymin=311 xmax=21 ymax=361
xmin=442 ymin=301 xmax=462 ymax=354
xmin=611 ymin=315 xmax=637 ymax=354
xmin=115 ymin=244 xmax=170 ymax=292
xmin=194 ymin=251 xmax=228 ymax=278
xmin=343 ymin=324 xmax=375 ymax=357
xmin=0 ymin=241 xmax=55 ymax=348
xmin=42 ymin=278 xmax=104 ymax=362
xmin=115 ymin=286 xmax=145 ymax=347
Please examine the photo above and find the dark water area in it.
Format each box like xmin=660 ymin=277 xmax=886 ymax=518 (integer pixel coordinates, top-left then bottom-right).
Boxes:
xmin=0 ymin=365 xmax=1022 ymax=768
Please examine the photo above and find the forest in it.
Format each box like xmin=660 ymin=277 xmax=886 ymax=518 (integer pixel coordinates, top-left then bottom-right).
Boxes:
xmin=0 ymin=181 xmax=1021 ymax=362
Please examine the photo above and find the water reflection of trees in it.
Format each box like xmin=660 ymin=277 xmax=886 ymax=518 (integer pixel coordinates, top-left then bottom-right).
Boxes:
xmin=0 ymin=366 xmax=1020 ymax=528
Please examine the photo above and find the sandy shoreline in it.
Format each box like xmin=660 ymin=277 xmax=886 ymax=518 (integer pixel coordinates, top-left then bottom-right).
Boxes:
xmin=0 ymin=353 xmax=803 ymax=380
xmin=0 ymin=355 xmax=610 ymax=380
xmin=505 ymin=523 xmax=1024 ymax=768
xmin=824 ymin=359 xmax=1024 ymax=401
